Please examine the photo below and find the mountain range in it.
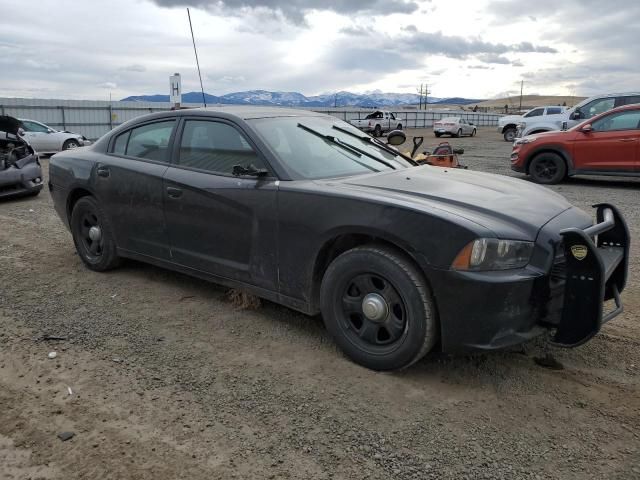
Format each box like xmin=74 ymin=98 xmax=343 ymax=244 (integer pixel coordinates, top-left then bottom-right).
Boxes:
xmin=121 ymin=90 xmax=483 ymax=107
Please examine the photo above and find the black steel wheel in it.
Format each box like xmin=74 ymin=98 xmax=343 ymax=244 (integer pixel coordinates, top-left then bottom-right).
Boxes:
xmin=70 ymin=196 xmax=121 ymax=271
xmin=320 ymin=245 xmax=437 ymax=371
xmin=374 ymin=124 xmax=382 ymax=137
xmin=528 ymin=152 xmax=566 ymax=185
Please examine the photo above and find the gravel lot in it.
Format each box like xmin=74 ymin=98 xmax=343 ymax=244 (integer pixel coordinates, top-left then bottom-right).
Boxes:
xmin=1 ymin=127 xmax=639 ymax=479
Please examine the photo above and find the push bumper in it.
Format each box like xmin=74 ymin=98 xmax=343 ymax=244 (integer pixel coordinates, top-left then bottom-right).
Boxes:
xmin=552 ymin=204 xmax=629 ymax=346
xmin=0 ymin=159 xmax=43 ymax=199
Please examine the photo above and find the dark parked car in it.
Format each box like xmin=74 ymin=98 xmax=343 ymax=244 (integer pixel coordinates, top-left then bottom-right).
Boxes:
xmin=0 ymin=115 xmax=43 ymax=199
xmin=49 ymin=107 xmax=629 ymax=370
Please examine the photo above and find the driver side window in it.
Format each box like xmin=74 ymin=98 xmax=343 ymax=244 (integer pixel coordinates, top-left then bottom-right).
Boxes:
xmin=591 ymin=111 xmax=640 ymax=132
xmin=22 ymin=121 xmax=49 ymax=133
xmin=178 ymin=120 xmax=265 ymax=175
xmin=524 ymin=108 xmax=544 ymax=118
xmin=581 ymin=98 xmax=616 ymax=119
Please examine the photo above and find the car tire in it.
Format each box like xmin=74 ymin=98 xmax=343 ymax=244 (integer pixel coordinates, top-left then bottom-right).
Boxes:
xmin=70 ymin=196 xmax=121 ymax=271
xmin=374 ymin=125 xmax=382 ymax=137
xmin=471 ymin=129 xmax=477 ymax=137
xmin=434 ymin=133 xmax=441 ymax=138
xmin=528 ymin=152 xmax=567 ymax=185
xmin=320 ymin=245 xmax=437 ymax=371
xmin=63 ymin=139 xmax=80 ymax=150
xmin=455 ymin=129 xmax=462 ymax=138
xmin=503 ymin=128 xmax=516 ymax=142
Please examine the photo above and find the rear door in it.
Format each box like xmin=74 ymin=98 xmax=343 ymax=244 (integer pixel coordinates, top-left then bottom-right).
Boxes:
xmin=162 ymin=117 xmax=279 ymax=290
xmin=95 ymin=118 xmax=176 ymax=260
xmin=572 ymin=109 xmax=640 ymax=172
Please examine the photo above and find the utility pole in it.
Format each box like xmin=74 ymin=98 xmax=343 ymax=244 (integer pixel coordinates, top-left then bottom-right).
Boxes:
xmin=418 ymin=84 xmax=423 ymax=110
xmin=424 ymin=83 xmax=431 ymax=110
xmin=519 ymin=80 xmax=524 ymax=112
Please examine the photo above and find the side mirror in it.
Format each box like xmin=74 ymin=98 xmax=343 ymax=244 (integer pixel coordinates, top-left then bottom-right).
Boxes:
xmin=469 ymin=122 xmax=474 ymax=126
xmin=386 ymin=129 xmax=406 ymax=146
xmin=570 ymin=110 xmax=581 ymax=121
xmin=47 ymin=128 xmax=54 ymax=133
xmin=17 ymin=127 xmax=25 ymax=136
xmin=580 ymin=124 xmax=593 ymax=133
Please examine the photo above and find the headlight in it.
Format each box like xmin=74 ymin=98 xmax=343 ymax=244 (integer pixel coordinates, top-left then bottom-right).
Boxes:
xmin=514 ymin=136 xmax=537 ymax=145
xmin=517 ymin=122 xmax=526 ymax=129
xmin=452 ymin=238 xmax=534 ymax=271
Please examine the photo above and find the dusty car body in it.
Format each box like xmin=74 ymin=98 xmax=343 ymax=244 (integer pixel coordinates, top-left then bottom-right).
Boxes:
xmin=19 ymin=118 xmax=91 ymax=154
xmin=0 ymin=116 xmax=43 ymax=199
xmin=48 ymin=107 xmax=629 ymax=371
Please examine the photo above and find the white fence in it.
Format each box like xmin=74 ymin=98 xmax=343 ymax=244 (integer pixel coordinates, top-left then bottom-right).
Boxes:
xmin=0 ymin=98 xmax=503 ymax=140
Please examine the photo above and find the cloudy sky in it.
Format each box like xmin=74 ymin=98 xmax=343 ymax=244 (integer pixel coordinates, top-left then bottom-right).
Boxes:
xmin=1 ymin=0 xmax=637 ymax=100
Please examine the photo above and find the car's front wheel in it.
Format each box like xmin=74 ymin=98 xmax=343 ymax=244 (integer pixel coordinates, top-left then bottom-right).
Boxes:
xmin=320 ymin=245 xmax=437 ymax=371
xmin=503 ymin=128 xmax=516 ymax=142
xmin=70 ymin=196 xmax=121 ymax=271
xmin=528 ymin=152 xmax=567 ymax=184
xmin=374 ymin=125 xmax=382 ymax=137
xmin=455 ymin=129 xmax=462 ymax=138
xmin=63 ymin=139 xmax=80 ymax=150
xmin=471 ymin=129 xmax=477 ymax=137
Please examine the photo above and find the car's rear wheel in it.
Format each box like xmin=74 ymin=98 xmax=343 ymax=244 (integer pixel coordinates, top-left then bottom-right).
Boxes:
xmin=503 ymin=128 xmax=516 ymax=142
xmin=455 ymin=129 xmax=462 ymax=138
xmin=70 ymin=196 xmax=121 ymax=271
xmin=528 ymin=152 xmax=566 ymax=184
xmin=63 ymin=139 xmax=80 ymax=150
xmin=374 ymin=125 xmax=382 ymax=137
xmin=320 ymin=245 xmax=437 ymax=371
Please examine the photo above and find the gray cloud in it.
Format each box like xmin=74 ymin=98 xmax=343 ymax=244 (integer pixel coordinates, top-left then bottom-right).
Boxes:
xmin=150 ymin=0 xmax=420 ymax=24
xmin=476 ymin=53 xmax=511 ymax=64
xmin=119 ymin=64 xmax=147 ymax=72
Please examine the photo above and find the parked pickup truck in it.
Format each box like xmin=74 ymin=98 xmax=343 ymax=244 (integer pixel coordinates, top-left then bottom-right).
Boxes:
xmin=498 ymin=106 xmax=567 ymax=142
xmin=349 ymin=111 xmax=403 ymax=137
xmin=515 ymin=92 xmax=640 ymax=139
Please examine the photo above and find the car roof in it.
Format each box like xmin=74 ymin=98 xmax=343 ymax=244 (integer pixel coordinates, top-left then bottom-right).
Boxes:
xmin=179 ymin=106 xmax=327 ymax=120
xmin=439 ymin=117 xmax=460 ymax=121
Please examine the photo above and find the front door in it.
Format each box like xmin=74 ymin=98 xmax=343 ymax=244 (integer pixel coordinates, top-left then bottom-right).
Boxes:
xmin=21 ymin=120 xmax=56 ymax=152
xmin=93 ymin=118 xmax=176 ymax=260
xmin=163 ymin=118 xmax=278 ymax=290
xmin=572 ymin=109 xmax=640 ymax=172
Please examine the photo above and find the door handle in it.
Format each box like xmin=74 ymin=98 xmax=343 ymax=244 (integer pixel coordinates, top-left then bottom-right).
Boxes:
xmin=166 ymin=186 xmax=183 ymax=198
xmin=618 ymin=138 xmax=637 ymax=142
xmin=96 ymin=166 xmax=110 ymax=178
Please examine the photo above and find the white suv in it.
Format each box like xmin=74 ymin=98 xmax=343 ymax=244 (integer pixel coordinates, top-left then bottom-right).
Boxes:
xmin=498 ymin=106 xmax=566 ymax=142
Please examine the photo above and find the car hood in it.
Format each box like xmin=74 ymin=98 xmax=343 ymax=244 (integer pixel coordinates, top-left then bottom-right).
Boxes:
xmin=499 ymin=115 xmax=523 ymax=125
xmin=0 ymin=115 xmax=24 ymax=135
xmin=333 ymin=166 xmax=576 ymax=240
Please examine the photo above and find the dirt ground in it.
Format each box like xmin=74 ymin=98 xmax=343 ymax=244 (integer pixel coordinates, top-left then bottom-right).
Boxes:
xmin=1 ymin=127 xmax=639 ymax=480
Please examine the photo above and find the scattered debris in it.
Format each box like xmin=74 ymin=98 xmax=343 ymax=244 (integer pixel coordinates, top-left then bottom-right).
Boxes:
xmin=57 ymin=431 xmax=75 ymax=442
xmin=112 ymin=357 xmax=122 ymax=363
xmin=226 ymin=289 xmax=261 ymax=310
xmin=48 ymin=351 xmax=57 ymax=359
xmin=42 ymin=334 xmax=67 ymax=341
xmin=179 ymin=295 xmax=196 ymax=302
xmin=534 ymin=354 xmax=564 ymax=370
xmin=67 ymin=386 xmax=73 ymax=396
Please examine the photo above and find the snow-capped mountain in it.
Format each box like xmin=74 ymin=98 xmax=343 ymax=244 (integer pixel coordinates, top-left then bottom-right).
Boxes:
xmin=121 ymin=90 xmax=481 ymax=107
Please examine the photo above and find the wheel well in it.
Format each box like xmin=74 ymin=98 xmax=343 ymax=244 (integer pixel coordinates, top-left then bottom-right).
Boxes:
xmin=311 ymin=234 xmax=424 ymax=312
xmin=525 ymin=149 xmax=567 ymax=174
xmin=502 ymin=124 xmax=517 ymax=133
xmin=66 ymin=188 xmax=93 ymax=222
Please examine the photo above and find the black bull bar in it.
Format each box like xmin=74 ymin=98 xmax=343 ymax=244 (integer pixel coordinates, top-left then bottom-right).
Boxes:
xmin=553 ymin=203 xmax=630 ymax=347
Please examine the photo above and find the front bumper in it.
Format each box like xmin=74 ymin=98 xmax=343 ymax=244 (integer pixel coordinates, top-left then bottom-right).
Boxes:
xmin=433 ymin=204 xmax=629 ymax=352
xmin=0 ymin=160 xmax=44 ymax=199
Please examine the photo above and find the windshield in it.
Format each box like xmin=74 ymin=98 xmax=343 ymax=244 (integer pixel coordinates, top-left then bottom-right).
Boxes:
xmin=249 ymin=116 xmax=412 ymax=179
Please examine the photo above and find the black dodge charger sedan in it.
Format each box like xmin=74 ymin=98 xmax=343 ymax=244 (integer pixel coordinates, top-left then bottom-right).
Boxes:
xmin=49 ymin=107 xmax=629 ymax=370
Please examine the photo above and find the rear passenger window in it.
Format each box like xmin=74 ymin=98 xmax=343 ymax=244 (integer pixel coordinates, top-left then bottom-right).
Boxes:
xmin=622 ymin=96 xmax=640 ymax=106
xmin=178 ymin=120 xmax=264 ymax=175
xmin=124 ymin=121 xmax=175 ymax=162
xmin=546 ymin=107 xmax=562 ymax=115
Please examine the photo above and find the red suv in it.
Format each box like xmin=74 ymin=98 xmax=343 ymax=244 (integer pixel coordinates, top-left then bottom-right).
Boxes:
xmin=511 ymin=104 xmax=640 ymax=184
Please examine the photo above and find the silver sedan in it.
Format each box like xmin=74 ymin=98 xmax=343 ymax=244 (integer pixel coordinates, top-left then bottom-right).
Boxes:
xmin=19 ymin=119 xmax=91 ymax=154
xmin=433 ymin=117 xmax=477 ymax=138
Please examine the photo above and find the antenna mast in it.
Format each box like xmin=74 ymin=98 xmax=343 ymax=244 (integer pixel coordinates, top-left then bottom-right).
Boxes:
xmin=187 ymin=8 xmax=207 ymax=107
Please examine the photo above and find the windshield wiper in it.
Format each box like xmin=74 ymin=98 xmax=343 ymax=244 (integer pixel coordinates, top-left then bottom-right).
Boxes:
xmin=297 ymin=123 xmax=379 ymax=172
xmin=331 ymin=125 xmax=417 ymax=165
xmin=300 ymin=124 xmax=396 ymax=170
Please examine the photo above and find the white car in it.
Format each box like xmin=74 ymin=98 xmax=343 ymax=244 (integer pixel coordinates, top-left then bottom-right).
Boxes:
xmin=497 ymin=106 xmax=567 ymax=142
xmin=19 ymin=119 xmax=91 ymax=154
xmin=433 ymin=117 xmax=476 ymax=137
